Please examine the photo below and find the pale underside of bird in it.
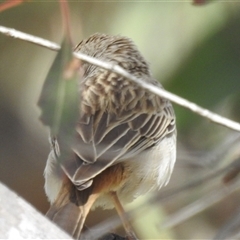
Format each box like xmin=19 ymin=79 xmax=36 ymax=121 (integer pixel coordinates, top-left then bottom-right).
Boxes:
xmin=44 ymin=33 xmax=176 ymax=239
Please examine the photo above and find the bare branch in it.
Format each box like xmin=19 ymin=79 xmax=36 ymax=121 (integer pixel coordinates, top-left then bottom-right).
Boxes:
xmin=161 ymin=179 xmax=240 ymax=229
xmin=213 ymin=205 xmax=240 ymax=240
xmin=125 ymin=156 xmax=240 ymax=221
xmin=0 ymin=25 xmax=240 ymax=131
xmin=0 ymin=26 xmax=60 ymax=50
xmin=0 ymin=182 xmax=72 ymax=239
xmin=0 ymin=0 xmax=24 ymax=13
xmin=59 ymin=0 xmax=73 ymax=44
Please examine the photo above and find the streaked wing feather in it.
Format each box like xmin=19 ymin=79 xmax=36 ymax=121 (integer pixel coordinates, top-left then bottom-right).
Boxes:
xmin=95 ymin=122 xmax=130 ymax=158
xmin=77 ymin=115 xmax=93 ymax=143
xmin=128 ymin=113 xmax=151 ymax=130
xmin=55 ymin=67 xmax=175 ymax=189
xmin=72 ymin=129 xmax=141 ymax=186
xmin=65 ymin=103 xmax=175 ymax=186
xmin=71 ymin=133 xmax=97 ymax=163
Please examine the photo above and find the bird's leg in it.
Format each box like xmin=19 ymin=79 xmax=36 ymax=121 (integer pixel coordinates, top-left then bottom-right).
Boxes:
xmin=109 ymin=191 xmax=138 ymax=240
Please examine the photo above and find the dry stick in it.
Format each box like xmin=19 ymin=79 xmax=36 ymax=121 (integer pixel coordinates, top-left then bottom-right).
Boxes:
xmin=213 ymin=205 xmax=240 ymax=240
xmin=161 ymin=179 xmax=240 ymax=229
xmin=59 ymin=0 xmax=73 ymax=44
xmin=0 ymin=26 xmax=60 ymax=50
xmin=0 ymin=25 xmax=240 ymax=132
xmin=0 ymin=182 xmax=72 ymax=239
xmin=0 ymin=0 xmax=24 ymax=13
xmin=121 ymin=157 xmax=240 ymax=231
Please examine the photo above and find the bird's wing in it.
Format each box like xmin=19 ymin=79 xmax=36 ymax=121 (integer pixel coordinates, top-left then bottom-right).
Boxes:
xmin=54 ymin=72 xmax=176 ymax=189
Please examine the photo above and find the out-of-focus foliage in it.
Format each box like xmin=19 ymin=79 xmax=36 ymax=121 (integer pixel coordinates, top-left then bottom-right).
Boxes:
xmin=0 ymin=2 xmax=240 ymax=239
xmin=38 ymin=38 xmax=79 ymax=137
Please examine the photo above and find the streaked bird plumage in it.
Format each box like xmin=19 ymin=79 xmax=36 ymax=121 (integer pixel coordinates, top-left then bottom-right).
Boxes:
xmin=44 ymin=33 xmax=176 ymax=239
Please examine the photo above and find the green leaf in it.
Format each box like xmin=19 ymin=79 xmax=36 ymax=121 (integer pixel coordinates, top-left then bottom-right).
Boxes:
xmin=38 ymin=37 xmax=80 ymax=160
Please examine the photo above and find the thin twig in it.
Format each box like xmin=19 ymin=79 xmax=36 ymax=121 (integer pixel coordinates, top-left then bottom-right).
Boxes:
xmin=161 ymin=180 xmax=240 ymax=229
xmin=177 ymin=132 xmax=240 ymax=168
xmin=127 ymin=156 xmax=240 ymax=219
xmin=59 ymin=0 xmax=73 ymax=44
xmin=0 ymin=26 xmax=60 ymax=50
xmin=0 ymin=25 xmax=240 ymax=131
xmin=213 ymin=205 xmax=240 ymax=240
xmin=0 ymin=0 xmax=24 ymax=13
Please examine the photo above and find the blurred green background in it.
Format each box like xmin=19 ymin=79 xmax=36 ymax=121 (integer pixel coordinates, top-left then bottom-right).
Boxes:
xmin=0 ymin=1 xmax=240 ymax=239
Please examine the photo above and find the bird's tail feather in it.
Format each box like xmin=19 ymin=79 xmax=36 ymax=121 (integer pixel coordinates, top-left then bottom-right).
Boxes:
xmin=46 ymin=178 xmax=98 ymax=239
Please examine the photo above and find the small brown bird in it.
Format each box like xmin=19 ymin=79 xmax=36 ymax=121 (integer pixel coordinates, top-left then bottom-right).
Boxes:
xmin=44 ymin=33 xmax=176 ymax=239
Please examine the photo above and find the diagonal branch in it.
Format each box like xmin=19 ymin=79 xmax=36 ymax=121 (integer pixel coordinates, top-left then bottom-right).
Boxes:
xmin=0 ymin=181 xmax=72 ymax=239
xmin=160 ymin=180 xmax=240 ymax=229
xmin=0 ymin=0 xmax=24 ymax=13
xmin=0 ymin=25 xmax=240 ymax=131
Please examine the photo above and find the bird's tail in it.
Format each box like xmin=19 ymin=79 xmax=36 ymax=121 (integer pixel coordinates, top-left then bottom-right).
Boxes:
xmin=46 ymin=177 xmax=99 ymax=239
